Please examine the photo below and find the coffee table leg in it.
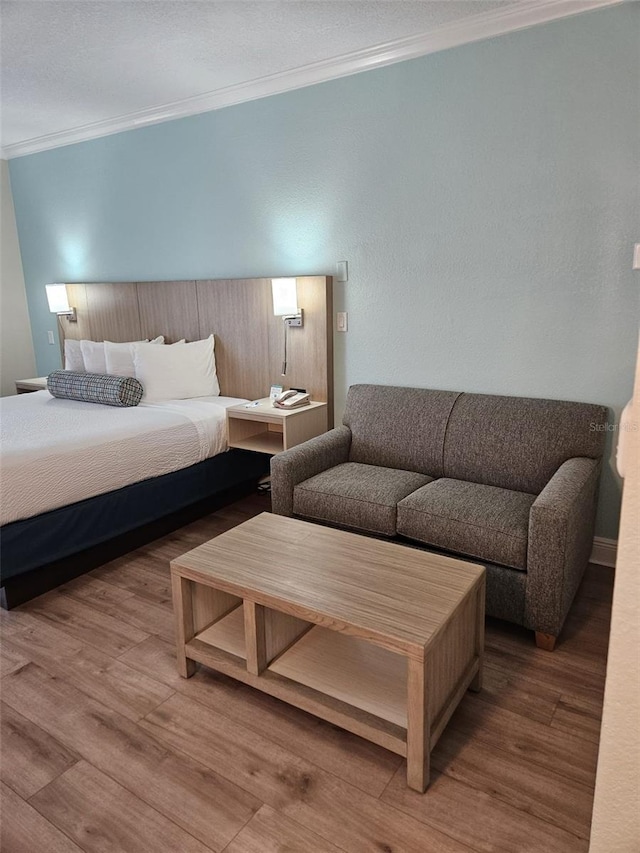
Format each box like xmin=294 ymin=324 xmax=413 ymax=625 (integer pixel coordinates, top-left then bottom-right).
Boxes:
xmin=470 ymin=580 xmax=485 ymax=693
xmin=244 ymin=601 xmax=267 ymax=675
xmin=171 ymin=573 xmax=197 ymax=678
xmin=406 ymin=655 xmax=430 ymax=792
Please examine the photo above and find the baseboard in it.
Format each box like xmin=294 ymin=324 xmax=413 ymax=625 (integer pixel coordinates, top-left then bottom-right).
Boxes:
xmin=590 ymin=537 xmax=617 ymax=568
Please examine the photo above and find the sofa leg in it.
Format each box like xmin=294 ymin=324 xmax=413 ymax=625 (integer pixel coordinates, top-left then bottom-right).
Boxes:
xmin=535 ymin=631 xmax=557 ymax=651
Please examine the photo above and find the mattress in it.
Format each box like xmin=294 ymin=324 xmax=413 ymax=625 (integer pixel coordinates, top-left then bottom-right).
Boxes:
xmin=0 ymin=391 xmax=248 ymax=525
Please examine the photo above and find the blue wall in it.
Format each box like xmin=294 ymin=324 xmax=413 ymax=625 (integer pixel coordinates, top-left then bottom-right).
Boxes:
xmin=9 ymin=4 xmax=639 ymax=539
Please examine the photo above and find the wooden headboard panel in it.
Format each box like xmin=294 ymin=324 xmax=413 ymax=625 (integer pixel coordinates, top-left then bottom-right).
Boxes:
xmin=62 ymin=277 xmax=333 ymax=418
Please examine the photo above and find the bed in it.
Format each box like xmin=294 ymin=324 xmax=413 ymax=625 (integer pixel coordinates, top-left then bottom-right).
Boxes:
xmin=1 ymin=390 xmax=247 ymax=525
xmin=0 ymin=275 xmax=333 ymax=608
xmin=0 ymin=389 xmax=268 ymax=607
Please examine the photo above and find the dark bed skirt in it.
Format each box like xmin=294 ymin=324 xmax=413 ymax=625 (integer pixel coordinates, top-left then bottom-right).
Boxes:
xmin=0 ymin=449 xmax=268 ymax=608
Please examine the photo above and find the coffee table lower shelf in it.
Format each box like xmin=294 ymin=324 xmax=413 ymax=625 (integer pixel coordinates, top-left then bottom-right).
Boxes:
xmin=177 ymin=600 xmax=482 ymax=783
xmin=186 ymin=605 xmax=409 ymax=756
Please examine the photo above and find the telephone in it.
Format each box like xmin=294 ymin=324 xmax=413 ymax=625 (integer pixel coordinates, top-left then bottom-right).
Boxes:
xmin=273 ymin=389 xmax=311 ymax=409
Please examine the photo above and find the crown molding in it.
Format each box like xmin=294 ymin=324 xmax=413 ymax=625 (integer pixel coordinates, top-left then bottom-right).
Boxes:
xmin=3 ymin=0 xmax=621 ymax=160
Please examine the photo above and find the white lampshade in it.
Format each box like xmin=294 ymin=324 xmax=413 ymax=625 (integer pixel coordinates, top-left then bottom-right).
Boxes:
xmin=46 ymin=284 xmax=71 ymax=314
xmin=271 ymin=278 xmax=298 ymax=316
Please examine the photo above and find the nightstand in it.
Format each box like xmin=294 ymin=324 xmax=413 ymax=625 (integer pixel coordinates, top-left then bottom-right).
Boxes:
xmin=227 ymin=398 xmax=328 ymax=454
xmin=15 ymin=377 xmax=48 ymax=394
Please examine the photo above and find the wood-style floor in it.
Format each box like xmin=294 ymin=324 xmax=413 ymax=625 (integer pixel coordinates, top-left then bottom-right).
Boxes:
xmin=0 ymin=493 xmax=612 ymax=853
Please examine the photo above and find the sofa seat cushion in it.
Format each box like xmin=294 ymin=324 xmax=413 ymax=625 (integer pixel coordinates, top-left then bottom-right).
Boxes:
xmin=293 ymin=463 xmax=432 ymax=536
xmin=397 ymin=479 xmax=536 ymax=570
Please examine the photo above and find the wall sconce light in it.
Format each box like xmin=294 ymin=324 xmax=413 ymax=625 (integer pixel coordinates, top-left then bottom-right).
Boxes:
xmin=272 ymin=277 xmax=303 ymax=326
xmin=46 ymin=284 xmax=77 ymax=322
xmin=272 ymin=278 xmax=303 ymax=376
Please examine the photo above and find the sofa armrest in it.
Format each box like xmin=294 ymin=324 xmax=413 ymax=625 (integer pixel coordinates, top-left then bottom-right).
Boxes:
xmin=270 ymin=426 xmax=352 ymax=516
xmin=525 ymin=457 xmax=601 ymax=637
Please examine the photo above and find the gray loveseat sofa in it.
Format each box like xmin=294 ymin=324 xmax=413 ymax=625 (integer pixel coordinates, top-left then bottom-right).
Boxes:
xmin=271 ymin=384 xmax=608 ymax=649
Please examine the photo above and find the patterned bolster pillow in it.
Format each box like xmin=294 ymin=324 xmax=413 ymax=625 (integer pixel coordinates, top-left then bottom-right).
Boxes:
xmin=47 ymin=370 xmax=144 ymax=407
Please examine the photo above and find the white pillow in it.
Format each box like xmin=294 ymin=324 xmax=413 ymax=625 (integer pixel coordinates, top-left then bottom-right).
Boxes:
xmin=133 ymin=335 xmax=219 ymax=400
xmin=64 ymin=339 xmax=85 ymax=372
xmin=81 ymin=336 xmax=163 ymax=375
xmin=104 ymin=336 xmax=165 ymax=378
xmin=80 ymin=339 xmax=108 ymax=374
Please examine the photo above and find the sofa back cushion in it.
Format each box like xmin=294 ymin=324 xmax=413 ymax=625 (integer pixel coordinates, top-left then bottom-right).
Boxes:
xmin=443 ymin=393 xmax=607 ymax=494
xmin=343 ymin=384 xmax=459 ymax=477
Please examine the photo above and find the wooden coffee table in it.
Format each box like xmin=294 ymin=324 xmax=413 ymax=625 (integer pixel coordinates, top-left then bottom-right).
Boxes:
xmin=171 ymin=512 xmax=485 ymax=792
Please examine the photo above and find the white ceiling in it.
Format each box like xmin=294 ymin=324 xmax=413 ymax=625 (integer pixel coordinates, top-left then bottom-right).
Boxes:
xmin=0 ymin=0 xmax=616 ymax=157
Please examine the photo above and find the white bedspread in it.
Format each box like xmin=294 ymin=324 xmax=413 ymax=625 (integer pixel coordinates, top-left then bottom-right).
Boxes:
xmin=0 ymin=391 xmax=248 ymax=525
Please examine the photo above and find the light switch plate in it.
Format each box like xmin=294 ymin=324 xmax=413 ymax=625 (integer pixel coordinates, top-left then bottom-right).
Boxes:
xmin=47 ymin=331 xmax=55 ymax=344
xmin=336 ymin=261 xmax=348 ymax=282
xmin=336 ymin=312 xmax=348 ymax=332
xmin=633 ymin=243 xmax=640 ymax=270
